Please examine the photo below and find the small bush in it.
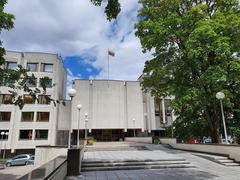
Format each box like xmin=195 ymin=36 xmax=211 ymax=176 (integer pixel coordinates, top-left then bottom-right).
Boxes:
xmin=152 ymin=136 xmax=160 ymax=144
xmin=87 ymin=136 xmax=94 ymax=145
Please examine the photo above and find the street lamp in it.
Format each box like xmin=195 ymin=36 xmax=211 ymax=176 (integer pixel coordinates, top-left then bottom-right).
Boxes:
xmin=68 ymin=88 xmax=77 ymax=149
xmin=133 ymin=118 xmax=136 ymax=137
xmin=76 ymin=104 xmax=82 ymax=148
xmin=216 ymin=92 xmax=228 ymax=144
xmin=84 ymin=113 xmax=88 ymax=141
xmin=0 ymin=131 xmax=4 ymax=157
xmin=3 ymin=132 xmax=8 ymax=159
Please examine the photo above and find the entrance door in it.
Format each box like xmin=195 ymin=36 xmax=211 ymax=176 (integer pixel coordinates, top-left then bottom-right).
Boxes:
xmin=102 ymin=130 xmax=112 ymax=141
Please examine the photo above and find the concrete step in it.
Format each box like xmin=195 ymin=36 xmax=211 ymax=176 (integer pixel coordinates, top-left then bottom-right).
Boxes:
xmin=215 ymin=159 xmax=234 ymax=163
xmin=82 ymin=158 xmax=186 ymax=164
xmin=86 ymin=146 xmax=148 ymax=151
xmin=222 ymin=162 xmax=240 ymax=166
xmin=82 ymin=160 xmax=190 ymax=167
xmin=82 ymin=163 xmax=195 ymax=171
xmin=192 ymin=153 xmax=240 ymax=167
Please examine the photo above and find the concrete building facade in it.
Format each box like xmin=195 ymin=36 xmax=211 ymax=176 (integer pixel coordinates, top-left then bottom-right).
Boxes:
xmin=57 ymin=79 xmax=176 ymax=143
xmin=0 ymin=51 xmax=67 ymax=154
xmin=0 ymin=51 xmax=175 ymax=153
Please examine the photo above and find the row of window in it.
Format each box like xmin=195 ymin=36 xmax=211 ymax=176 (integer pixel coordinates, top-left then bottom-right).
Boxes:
xmin=0 ymin=94 xmax=51 ymax=105
xmin=0 ymin=112 xmax=50 ymax=122
xmin=1 ymin=77 xmax=53 ymax=88
xmin=155 ymin=99 xmax=173 ymax=123
xmin=6 ymin=62 xmax=53 ymax=73
xmin=0 ymin=129 xmax=48 ymax=140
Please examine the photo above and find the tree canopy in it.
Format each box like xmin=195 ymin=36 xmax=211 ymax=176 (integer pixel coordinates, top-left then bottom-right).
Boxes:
xmin=135 ymin=0 xmax=240 ymax=143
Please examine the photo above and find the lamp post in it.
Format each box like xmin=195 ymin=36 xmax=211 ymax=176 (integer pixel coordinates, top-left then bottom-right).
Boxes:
xmin=68 ymin=88 xmax=77 ymax=149
xmin=133 ymin=118 xmax=136 ymax=137
xmin=216 ymin=92 xmax=228 ymax=144
xmin=0 ymin=131 xmax=4 ymax=158
xmin=84 ymin=113 xmax=88 ymax=142
xmin=3 ymin=132 xmax=8 ymax=159
xmin=76 ymin=104 xmax=82 ymax=148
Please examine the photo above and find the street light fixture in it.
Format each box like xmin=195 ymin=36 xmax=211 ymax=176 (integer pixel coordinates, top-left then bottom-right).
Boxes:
xmin=0 ymin=131 xmax=5 ymax=157
xmin=133 ymin=118 xmax=136 ymax=137
xmin=68 ymin=88 xmax=77 ymax=149
xmin=84 ymin=113 xmax=88 ymax=142
xmin=216 ymin=92 xmax=229 ymax=144
xmin=3 ymin=132 xmax=8 ymax=159
xmin=76 ymin=104 xmax=82 ymax=148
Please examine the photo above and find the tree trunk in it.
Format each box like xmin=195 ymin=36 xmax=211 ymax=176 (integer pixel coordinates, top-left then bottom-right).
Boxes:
xmin=206 ymin=106 xmax=220 ymax=143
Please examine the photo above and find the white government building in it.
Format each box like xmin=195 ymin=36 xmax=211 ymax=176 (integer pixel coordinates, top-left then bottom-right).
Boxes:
xmin=0 ymin=51 xmax=175 ymax=155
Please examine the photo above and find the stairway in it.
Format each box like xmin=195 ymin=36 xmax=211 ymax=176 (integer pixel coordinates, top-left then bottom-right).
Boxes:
xmin=193 ymin=153 xmax=240 ymax=166
xmin=81 ymin=159 xmax=195 ymax=171
xmin=85 ymin=142 xmax=148 ymax=152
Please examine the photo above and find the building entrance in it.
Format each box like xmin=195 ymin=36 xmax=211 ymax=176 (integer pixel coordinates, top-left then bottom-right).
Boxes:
xmin=91 ymin=129 xmax=124 ymax=141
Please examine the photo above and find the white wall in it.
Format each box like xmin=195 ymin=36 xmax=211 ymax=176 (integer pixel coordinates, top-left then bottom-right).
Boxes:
xmin=71 ymin=80 xmax=145 ymax=131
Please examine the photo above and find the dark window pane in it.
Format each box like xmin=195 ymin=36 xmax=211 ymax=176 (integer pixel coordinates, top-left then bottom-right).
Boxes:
xmin=0 ymin=94 xmax=13 ymax=104
xmin=38 ymin=95 xmax=51 ymax=104
xmin=6 ymin=62 xmax=17 ymax=70
xmin=24 ymin=95 xmax=34 ymax=104
xmin=37 ymin=112 xmax=50 ymax=122
xmin=0 ymin=112 xmax=11 ymax=121
xmin=41 ymin=63 xmax=53 ymax=73
xmin=27 ymin=63 xmax=38 ymax=72
xmin=21 ymin=112 xmax=34 ymax=122
xmin=19 ymin=130 xmax=33 ymax=140
xmin=26 ymin=78 xmax=37 ymax=87
xmin=35 ymin=130 xmax=48 ymax=140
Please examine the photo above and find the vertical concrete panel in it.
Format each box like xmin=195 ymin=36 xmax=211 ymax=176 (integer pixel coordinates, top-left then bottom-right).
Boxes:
xmin=126 ymin=82 xmax=144 ymax=130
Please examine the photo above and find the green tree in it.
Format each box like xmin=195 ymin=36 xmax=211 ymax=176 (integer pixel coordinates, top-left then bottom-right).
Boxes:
xmin=90 ymin=0 xmax=121 ymax=21
xmin=135 ymin=0 xmax=240 ymax=143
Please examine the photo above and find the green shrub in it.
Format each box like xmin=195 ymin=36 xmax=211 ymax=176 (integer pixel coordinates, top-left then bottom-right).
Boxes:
xmin=152 ymin=136 xmax=160 ymax=144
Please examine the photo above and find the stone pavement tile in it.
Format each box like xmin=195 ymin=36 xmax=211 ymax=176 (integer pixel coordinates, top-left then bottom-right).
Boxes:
xmin=115 ymin=170 xmax=129 ymax=179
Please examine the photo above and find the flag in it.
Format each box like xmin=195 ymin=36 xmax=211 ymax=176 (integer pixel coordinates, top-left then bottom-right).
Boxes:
xmin=108 ymin=50 xmax=115 ymax=57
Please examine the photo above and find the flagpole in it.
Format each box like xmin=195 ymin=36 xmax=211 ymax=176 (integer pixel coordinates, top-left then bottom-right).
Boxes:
xmin=108 ymin=48 xmax=109 ymax=87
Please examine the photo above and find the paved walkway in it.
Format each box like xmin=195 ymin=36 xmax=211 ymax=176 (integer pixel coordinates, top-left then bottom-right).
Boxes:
xmin=67 ymin=144 xmax=240 ymax=180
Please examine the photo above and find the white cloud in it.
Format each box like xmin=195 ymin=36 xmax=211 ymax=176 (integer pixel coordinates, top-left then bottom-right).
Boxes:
xmin=2 ymin=0 xmax=152 ymax=81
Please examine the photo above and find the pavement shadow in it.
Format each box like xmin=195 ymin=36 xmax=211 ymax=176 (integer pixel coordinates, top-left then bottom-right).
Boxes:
xmin=0 ymin=172 xmax=19 ymax=180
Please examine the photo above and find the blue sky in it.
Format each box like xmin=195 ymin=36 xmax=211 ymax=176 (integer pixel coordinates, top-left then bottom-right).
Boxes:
xmin=2 ymin=0 xmax=152 ymax=90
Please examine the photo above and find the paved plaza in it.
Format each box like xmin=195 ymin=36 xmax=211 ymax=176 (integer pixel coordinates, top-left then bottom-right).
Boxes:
xmin=67 ymin=144 xmax=240 ymax=180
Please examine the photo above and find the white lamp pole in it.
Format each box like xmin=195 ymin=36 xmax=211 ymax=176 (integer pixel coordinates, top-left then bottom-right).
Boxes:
xmin=84 ymin=113 xmax=88 ymax=141
xmin=76 ymin=104 xmax=82 ymax=148
xmin=0 ymin=131 xmax=4 ymax=158
xmin=216 ymin=92 xmax=228 ymax=144
xmin=133 ymin=118 xmax=136 ymax=137
xmin=3 ymin=132 xmax=8 ymax=159
xmin=68 ymin=88 xmax=77 ymax=149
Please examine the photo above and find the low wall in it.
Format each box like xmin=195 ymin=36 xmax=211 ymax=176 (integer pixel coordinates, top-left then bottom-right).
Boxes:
xmin=125 ymin=137 xmax=152 ymax=144
xmin=35 ymin=146 xmax=68 ymax=166
xmin=18 ymin=156 xmax=67 ymax=180
xmin=160 ymin=138 xmax=240 ymax=162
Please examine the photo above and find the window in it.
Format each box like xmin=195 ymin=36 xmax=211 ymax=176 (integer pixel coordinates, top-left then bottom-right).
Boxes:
xmin=26 ymin=78 xmax=37 ymax=87
xmin=35 ymin=130 xmax=48 ymax=140
xmin=0 ymin=94 xmax=13 ymax=104
xmin=37 ymin=112 xmax=50 ymax=122
xmin=0 ymin=130 xmax=9 ymax=140
xmin=6 ymin=62 xmax=17 ymax=70
xmin=23 ymin=95 xmax=34 ymax=104
xmin=40 ymin=78 xmax=52 ymax=88
xmin=27 ymin=63 xmax=38 ymax=72
xmin=21 ymin=112 xmax=34 ymax=122
xmin=41 ymin=63 xmax=53 ymax=73
xmin=19 ymin=130 xmax=33 ymax=140
xmin=38 ymin=95 xmax=51 ymax=104
xmin=0 ymin=112 xmax=11 ymax=121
